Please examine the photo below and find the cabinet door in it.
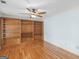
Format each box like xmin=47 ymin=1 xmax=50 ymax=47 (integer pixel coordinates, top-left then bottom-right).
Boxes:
xmin=34 ymin=21 xmax=43 ymax=41
xmin=21 ymin=20 xmax=34 ymax=42
xmin=4 ymin=18 xmax=21 ymax=46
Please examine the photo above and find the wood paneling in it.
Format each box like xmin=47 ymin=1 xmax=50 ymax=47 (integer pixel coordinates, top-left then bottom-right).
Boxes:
xmin=34 ymin=21 xmax=43 ymax=41
xmin=0 ymin=18 xmax=2 ymax=49
xmin=0 ymin=18 xmax=4 ymax=49
xmin=0 ymin=18 xmax=21 ymax=47
xmin=21 ymin=20 xmax=33 ymax=33
xmin=5 ymin=18 xmax=21 ymax=38
xmin=5 ymin=18 xmax=21 ymax=46
xmin=21 ymin=20 xmax=34 ymax=42
xmin=21 ymin=20 xmax=43 ymax=42
xmin=0 ymin=40 xmax=79 ymax=59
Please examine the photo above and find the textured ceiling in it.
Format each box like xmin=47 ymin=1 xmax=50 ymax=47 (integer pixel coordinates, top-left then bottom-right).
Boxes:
xmin=0 ymin=0 xmax=79 ymax=18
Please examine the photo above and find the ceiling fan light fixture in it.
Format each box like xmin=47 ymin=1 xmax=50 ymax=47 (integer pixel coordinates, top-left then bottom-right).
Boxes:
xmin=37 ymin=9 xmax=43 ymax=12
xmin=31 ymin=15 xmax=37 ymax=18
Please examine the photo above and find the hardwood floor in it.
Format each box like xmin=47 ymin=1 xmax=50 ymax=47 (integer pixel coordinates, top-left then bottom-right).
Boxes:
xmin=0 ymin=40 xmax=79 ymax=59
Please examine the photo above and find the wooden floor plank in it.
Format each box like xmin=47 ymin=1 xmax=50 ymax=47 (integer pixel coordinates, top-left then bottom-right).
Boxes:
xmin=0 ymin=40 xmax=79 ymax=59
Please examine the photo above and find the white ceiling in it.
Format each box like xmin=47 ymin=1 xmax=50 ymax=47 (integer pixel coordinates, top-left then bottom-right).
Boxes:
xmin=0 ymin=0 xmax=79 ymax=18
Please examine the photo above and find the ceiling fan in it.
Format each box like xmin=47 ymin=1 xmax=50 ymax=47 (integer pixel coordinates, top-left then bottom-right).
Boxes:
xmin=20 ymin=8 xmax=46 ymax=18
xmin=20 ymin=0 xmax=46 ymax=18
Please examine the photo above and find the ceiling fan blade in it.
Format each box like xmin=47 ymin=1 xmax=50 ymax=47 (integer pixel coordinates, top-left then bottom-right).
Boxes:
xmin=33 ymin=13 xmax=43 ymax=17
xmin=18 ymin=13 xmax=32 ymax=15
xmin=26 ymin=8 xmax=38 ymax=13
xmin=18 ymin=11 xmax=44 ymax=17
xmin=36 ymin=15 xmax=43 ymax=17
xmin=38 ymin=12 xmax=46 ymax=14
xmin=26 ymin=8 xmax=31 ymax=12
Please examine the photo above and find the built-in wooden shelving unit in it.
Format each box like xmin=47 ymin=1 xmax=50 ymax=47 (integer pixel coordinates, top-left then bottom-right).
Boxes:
xmin=0 ymin=17 xmax=43 ymax=49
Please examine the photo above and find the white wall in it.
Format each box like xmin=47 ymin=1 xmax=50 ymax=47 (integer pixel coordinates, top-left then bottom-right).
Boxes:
xmin=44 ymin=7 xmax=79 ymax=55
